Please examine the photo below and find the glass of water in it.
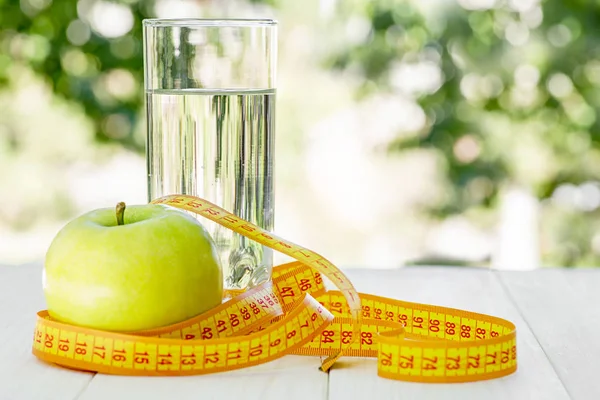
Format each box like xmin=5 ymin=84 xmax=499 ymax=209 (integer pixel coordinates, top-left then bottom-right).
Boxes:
xmin=143 ymin=19 xmax=277 ymax=290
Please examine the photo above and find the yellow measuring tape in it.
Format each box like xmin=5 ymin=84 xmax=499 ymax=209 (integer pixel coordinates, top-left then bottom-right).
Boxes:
xmin=32 ymin=194 xmax=517 ymax=383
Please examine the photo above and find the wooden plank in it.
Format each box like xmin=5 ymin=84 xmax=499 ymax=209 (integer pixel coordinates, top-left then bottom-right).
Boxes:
xmin=499 ymin=269 xmax=600 ymax=400
xmin=78 ymin=356 xmax=327 ymax=400
xmin=0 ymin=263 xmax=94 ymax=400
xmin=328 ymin=267 xmax=570 ymax=400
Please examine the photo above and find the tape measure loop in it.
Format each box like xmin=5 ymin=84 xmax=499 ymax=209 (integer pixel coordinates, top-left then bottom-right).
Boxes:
xmin=31 ymin=195 xmax=518 ymax=383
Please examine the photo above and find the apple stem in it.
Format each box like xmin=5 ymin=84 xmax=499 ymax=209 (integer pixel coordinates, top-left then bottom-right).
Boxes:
xmin=116 ymin=202 xmax=126 ymax=226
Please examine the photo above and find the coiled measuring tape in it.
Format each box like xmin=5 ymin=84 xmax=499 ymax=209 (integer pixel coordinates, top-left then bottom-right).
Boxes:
xmin=32 ymin=194 xmax=517 ymax=383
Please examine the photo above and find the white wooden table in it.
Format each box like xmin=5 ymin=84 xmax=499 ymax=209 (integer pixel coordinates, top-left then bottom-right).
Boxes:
xmin=1 ymin=263 xmax=596 ymax=400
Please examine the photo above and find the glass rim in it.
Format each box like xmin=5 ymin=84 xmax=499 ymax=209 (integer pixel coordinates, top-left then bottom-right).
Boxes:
xmin=142 ymin=18 xmax=277 ymax=28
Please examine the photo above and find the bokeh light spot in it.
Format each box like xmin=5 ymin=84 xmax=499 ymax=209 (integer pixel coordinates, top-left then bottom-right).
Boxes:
xmin=505 ymin=21 xmax=529 ymax=46
xmin=547 ymin=73 xmax=573 ymax=99
xmin=514 ymin=64 xmax=540 ymax=89
xmin=20 ymin=0 xmax=52 ymax=16
xmin=584 ymin=60 xmax=600 ymax=86
xmin=457 ymin=0 xmax=496 ymax=11
xmin=390 ymin=60 xmax=443 ymax=96
xmin=154 ymin=0 xmax=202 ymax=19
xmin=89 ymin=1 xmax=134 ymax=38
xmin=346 ymin=16 xmax=372 ymax=45
xmin=507 ymin=0 xmax=539 ymax=12
xmin=104 ymin=69 xmax=137 ymax=101
xmin=66 ymin=20 xmax=91 ymax=46
xmin=547 ymin=24 xmax=572 ymax=48
xmin=103 ymin=114 xmax=131 ymax=139
xmin=61 ymin=49 xmax=89 ymax=76
xmin=453 ymin=135 xmax=481 ymax=163
xmin=521 ymin=6 xmax=543 ymax=29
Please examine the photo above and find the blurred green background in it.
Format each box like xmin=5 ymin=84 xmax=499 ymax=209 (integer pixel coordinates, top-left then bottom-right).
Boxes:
xmin=1 ymin=0 xmax=599 ymax=269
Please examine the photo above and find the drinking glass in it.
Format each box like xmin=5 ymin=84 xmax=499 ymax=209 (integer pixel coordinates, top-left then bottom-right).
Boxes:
xmin=143 ymin=19 xmax=277 ymax=290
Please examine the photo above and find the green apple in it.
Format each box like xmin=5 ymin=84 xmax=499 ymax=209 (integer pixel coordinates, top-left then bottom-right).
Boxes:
xmin=43 ymin=202 xmax=223 ymax=332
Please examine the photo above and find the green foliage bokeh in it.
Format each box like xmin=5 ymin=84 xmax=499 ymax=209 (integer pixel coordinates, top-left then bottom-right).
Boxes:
xmin=3 ymin=0 xmax=600 ymax=266
xmin=0 ymin=0 xmax=153 ymax=150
